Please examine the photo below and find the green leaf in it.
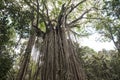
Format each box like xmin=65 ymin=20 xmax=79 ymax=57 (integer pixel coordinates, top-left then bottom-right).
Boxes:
xmin=58 ymin=1 xmax=62 ymax=5
xmin=38 ymin=22 xmax=46 ymax=32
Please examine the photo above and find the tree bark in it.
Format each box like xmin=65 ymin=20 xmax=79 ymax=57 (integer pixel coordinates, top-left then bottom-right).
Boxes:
xmin=39 ymin=27 xmax=86 ymax=80
xmin=16 ymin=29 xmax=36 ymax=80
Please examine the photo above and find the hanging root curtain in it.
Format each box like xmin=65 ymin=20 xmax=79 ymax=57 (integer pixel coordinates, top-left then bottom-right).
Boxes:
xmin=33 ymin=27 xmax=86 ymax=80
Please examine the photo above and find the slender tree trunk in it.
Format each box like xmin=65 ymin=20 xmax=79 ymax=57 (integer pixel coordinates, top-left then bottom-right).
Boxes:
xmin=16 ymin=29 xmax=36 ymax=80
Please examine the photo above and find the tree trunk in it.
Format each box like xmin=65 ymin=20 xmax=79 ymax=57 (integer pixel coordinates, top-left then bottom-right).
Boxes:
xmin=16 ymin=31 xmax=36 ymax=80
xmin=38 ymin=27 xmax=86 ymax=80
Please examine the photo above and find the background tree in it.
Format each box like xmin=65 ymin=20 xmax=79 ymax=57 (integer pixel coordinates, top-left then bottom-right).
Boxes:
xmin=92 ymin=0 xmax=120 ymax=53
xmin=78 ymin=46 xmax=120 ymax=80
xmin=0 ymin=0 xmax=16 ymax=79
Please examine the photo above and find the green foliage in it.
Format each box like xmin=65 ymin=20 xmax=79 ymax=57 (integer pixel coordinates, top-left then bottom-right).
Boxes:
xmin=0 ymin=26 xmax=15 ymax=79
xmin=0 ymin=1 xmax=16 ymax=79
xmin=38 ymin=22 xmax=46 ymax=32
xmin=103 ymin=0 xmax=120 ymax=18
xmin=0 ymin=0 xmax=32 ymax=39
xmin=92 ymin=0 xmax=120 ymax=52
xmin=0 ymin=50 xmax=14 ymax=80
xmin=78 ymin=46 xmax=120 ymax=80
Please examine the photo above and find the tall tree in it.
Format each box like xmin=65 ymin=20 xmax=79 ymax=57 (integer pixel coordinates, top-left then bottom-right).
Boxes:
xmin=1 ymin=0 xmax=106 ymax=80
xmin=14 ymin=0 xmax=96 ymax=80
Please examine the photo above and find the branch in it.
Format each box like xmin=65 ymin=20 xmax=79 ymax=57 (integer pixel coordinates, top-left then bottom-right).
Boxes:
xmin=56 ymin=4 xmax=66 ymax=28
xmin=66 ymin=0 xmax=87 ymax=16
xmin=42 ymin=1 xmax=50 ymax=21
xmin=112 ymin=24 xmax=120 ymax=53
xmin=45 ymin=4 xmax=49 ymax=19
xmin=36 ymin=0 xmax=39 ymax=27
xmin=108 ymin=26 xmax=119 ymax=51
xmin=24 ymin=0 xmax=47 ymax=26
xmin=68 ymin=8 xmax=92 ymax=27
xmin=15 ymin=34 xmax=22 ymax=48
xmin=109 ymin=26 xmax=115 ymax=44
xmin=82 ymin=17 xmax=104 ymax=20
